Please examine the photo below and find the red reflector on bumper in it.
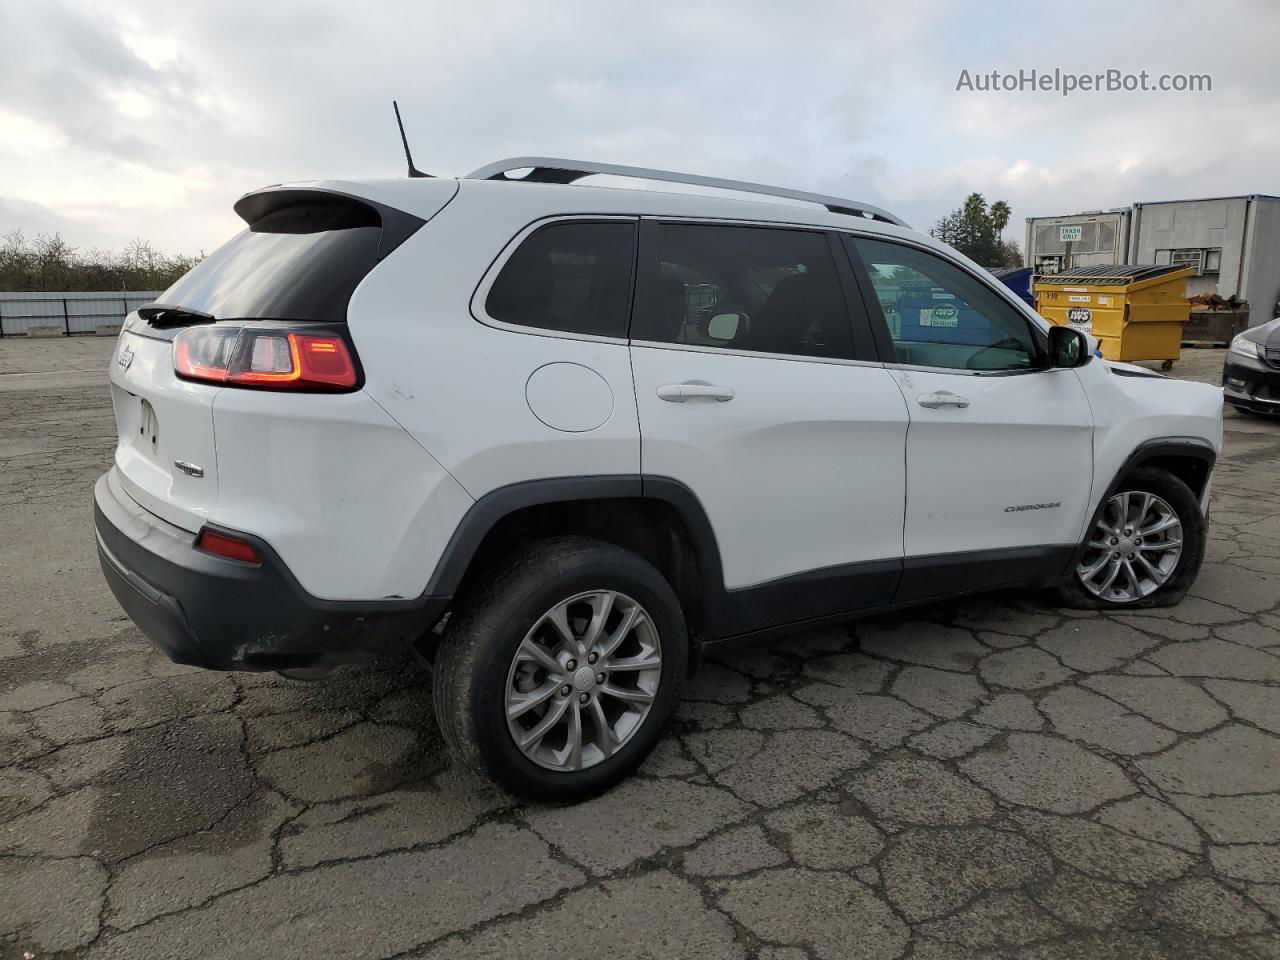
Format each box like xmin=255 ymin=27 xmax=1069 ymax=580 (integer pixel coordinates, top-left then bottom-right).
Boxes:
xmin=196 ymin=529 xmax=262 ymax=565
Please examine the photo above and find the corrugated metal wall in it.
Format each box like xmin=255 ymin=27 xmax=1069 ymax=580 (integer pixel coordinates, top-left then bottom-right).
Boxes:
xmin=0 ymin=292 xmax=161 ymax=336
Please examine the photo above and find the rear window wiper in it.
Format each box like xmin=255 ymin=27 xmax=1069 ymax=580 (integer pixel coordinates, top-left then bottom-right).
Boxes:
xmin=137 ymin=303 xmax=216 ymax=327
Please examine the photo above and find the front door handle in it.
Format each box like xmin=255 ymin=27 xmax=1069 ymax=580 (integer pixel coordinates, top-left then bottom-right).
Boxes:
xmin=657 ymin=382 xmax=735 ymax=403
xmin=916 ymin=391 xmax=970 ymax=409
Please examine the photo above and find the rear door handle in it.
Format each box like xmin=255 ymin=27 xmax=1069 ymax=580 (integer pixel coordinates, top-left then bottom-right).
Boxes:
xmin=916 ymin=391 xmax=970 ymax=409
xmin=657 ymin=382 xmax=735 ymax=403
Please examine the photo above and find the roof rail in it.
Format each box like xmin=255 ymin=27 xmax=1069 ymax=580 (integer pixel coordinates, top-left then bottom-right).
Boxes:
xmin=463 ymin=157 xmax=907 ymax=227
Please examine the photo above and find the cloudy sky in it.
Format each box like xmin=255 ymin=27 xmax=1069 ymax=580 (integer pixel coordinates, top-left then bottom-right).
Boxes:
xmin=1 ymin=0 xmax=1277 ymax=257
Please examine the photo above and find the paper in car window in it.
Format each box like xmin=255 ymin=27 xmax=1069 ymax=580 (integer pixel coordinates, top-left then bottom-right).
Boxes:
xmin=919 ymin=304 xmax=959 ymax=327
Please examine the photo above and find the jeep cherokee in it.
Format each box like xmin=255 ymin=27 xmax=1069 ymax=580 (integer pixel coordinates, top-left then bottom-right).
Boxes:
xmin=95 ymin=158 xmax=1224 ymax=799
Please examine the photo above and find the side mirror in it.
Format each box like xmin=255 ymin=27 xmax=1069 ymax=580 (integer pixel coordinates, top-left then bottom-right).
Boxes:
xmin=707 ymin=312 xmax=741 ymax=341
xmin=1048 ymin=324 xmax=1091 ymax=368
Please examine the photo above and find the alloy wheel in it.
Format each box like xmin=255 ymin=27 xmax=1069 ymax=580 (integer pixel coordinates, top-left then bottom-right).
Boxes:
xmin=504 ymin=590 xmax=663 ymax=772
xmin=1076 ymin=490 xmax=1183 ymax=603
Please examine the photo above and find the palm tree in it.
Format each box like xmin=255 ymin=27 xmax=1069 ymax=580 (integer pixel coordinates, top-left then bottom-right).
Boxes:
xmin=990 ymin=201 xmax=1012 ymax=234
xmin=932 ymin=195 xmax=1015 ymax=265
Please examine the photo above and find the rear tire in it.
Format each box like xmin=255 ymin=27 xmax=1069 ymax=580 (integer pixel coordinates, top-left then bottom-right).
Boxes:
xmin=1055 ymin=466 xmax=1205 ymax=609
xmin=433 ymin=536 xmax=687 ymax=802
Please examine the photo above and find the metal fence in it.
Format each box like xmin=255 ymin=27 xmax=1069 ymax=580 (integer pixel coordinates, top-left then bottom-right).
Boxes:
xmin=0 ymin=291 xmax=162 ymax=337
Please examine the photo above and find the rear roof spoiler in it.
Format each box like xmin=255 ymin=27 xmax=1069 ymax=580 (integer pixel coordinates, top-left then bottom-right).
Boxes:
xmin=232 ymin=187 xmax=426 ymax=260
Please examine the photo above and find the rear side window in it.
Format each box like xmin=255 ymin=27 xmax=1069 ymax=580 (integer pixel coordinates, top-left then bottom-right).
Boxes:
xmin=632 ymin=223 xmax=854 ymax=360
xmin=486 ymin=221 xmax=636 ymax=338
xmin=157 ymin=193 xmax=406 ymax=325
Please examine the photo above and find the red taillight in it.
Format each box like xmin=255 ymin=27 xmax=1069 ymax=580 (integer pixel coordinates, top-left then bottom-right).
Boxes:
xmin=196 ymin=529 xmax=262 ymax=565
xmin=174 ymin=327 xmax=358 ymax=390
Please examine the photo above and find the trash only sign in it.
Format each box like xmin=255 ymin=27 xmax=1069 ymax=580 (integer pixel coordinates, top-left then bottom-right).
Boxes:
xmin=1060 ymin=225 xmax=1082 ymax=242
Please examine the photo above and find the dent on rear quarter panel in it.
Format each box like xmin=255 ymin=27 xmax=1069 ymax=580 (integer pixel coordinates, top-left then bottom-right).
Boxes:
xmin=208 ymin=387 xmax=474 ymax=602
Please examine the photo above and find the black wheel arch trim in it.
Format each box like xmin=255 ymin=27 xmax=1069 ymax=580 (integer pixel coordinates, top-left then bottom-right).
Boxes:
xmin=421 ymin=473 xmax=728 ymax=602
xmin=424 ymin=475 xmax=643 ymax=598
xmin=1104 ymin=436 xmax=1217 ymax=500
xmin=421 ymin=474 xmax=737 ymax=639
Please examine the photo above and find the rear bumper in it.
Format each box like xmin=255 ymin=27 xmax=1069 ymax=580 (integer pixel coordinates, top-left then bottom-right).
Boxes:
xmin=94 ymin=470 xmax=450 ymax=671
xmin=1223 ymin=352 xmax=1280 ymax=415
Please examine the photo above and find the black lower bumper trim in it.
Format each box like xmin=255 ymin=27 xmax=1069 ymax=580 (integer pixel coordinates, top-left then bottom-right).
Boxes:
xmin=94 ymin=472 xmax=450 ymax=671
xmin=1225 ymin=396 xmax=1280 ymax=415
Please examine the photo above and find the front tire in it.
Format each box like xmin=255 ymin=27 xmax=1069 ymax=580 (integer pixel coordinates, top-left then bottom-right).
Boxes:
xmin=1056 ymin=466 xmax=1205 ymax=609
xmin=433 ymin=536 xmax=687 ymax=802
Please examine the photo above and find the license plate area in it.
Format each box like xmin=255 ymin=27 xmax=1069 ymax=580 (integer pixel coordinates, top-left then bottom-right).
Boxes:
xmin=108 ymin=331 xmax=219 ymax=530
xmin=138 ymin=398 xmax=160 ymax=453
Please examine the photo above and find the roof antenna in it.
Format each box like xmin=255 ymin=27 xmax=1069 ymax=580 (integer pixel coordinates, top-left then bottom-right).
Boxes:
xmin=393 ymin=100 xmax=430 ymax=178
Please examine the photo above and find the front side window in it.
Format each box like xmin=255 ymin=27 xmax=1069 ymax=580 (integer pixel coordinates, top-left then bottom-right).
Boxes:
xmin=486 ymin=221 xmax=635 ymax=338
xmin=633 ymin=223 xmax=854 ymax=360
xmin=852 ymin=238 xmax=1040 ymax=372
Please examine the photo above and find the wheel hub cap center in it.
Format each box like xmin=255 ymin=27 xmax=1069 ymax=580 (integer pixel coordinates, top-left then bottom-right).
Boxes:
xmin=1116 ymin=536 xmax=1136 ymax=554
xmin=572 ymin=666 xmax=596 ymax=692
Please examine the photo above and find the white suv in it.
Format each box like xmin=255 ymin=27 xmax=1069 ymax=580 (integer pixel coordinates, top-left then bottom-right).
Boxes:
xmin=95 ymin=158 xmax=1223 ymax=799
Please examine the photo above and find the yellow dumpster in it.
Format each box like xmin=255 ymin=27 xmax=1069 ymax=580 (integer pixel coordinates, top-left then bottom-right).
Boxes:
xmin=1034 ymin=265 xmax=1193 ymax=371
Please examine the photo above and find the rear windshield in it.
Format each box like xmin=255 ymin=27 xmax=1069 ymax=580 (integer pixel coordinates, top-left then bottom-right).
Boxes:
xmin=156 ymin=196 xmax=385 ymax=325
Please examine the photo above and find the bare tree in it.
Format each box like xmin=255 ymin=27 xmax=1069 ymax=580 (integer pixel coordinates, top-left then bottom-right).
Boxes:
xmin=0 ymin=232 xmax=202 ymax=292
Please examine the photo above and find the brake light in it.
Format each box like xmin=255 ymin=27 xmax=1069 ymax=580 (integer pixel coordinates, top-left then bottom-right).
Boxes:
xmin=196 ymin=529 xmax=262 ymax=565
xmin=174 ymin=327 xmax=358 ymax=390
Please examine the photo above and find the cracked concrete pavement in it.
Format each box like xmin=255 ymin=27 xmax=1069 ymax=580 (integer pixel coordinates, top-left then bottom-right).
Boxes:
xmin=2 ymin=338 xmax=1279 ymax=959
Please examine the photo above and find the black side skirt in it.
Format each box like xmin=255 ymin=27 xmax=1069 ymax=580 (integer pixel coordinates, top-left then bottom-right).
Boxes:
xmin=713 ymin=544 xmax=1075 ymax=643
xmin=897 ymin=544 xmax=1076 ymax=604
